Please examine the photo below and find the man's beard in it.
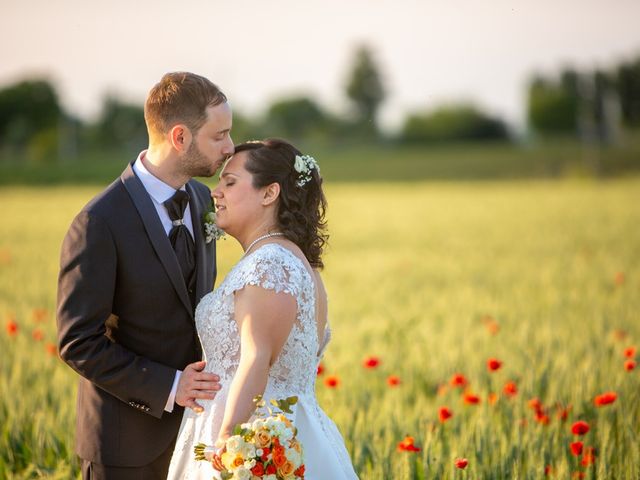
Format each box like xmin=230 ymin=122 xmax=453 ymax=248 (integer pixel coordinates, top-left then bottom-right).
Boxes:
xmin=181 ymin=142 xmax=224 ymax=178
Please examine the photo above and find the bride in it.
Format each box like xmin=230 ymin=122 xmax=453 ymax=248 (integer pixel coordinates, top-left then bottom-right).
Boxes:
xmin=167 ymin=139 xmax=358 ymax=479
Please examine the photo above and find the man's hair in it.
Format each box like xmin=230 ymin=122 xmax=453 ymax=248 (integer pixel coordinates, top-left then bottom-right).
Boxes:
xmin=144 ymin=72 xmax=227 ymax=141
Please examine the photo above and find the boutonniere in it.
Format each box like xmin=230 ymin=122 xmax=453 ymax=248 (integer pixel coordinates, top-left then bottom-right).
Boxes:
xmin=203 ymin=201 xmax=225 ymax=244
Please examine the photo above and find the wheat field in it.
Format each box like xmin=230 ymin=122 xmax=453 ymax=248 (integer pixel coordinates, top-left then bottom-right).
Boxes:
xmin=1 ymin=178 xmax=639 ymax=479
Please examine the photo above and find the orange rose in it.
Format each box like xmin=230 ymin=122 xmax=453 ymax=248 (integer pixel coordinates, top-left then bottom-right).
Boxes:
xmin=277 ymin=460 xmax=295 ymax=477
xmin=255 ymin=430 xmax=272 ymax=449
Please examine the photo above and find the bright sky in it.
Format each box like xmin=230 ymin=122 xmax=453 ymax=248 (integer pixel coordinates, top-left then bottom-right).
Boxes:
xmin=1 ymin=0 xmax=639 ymax=132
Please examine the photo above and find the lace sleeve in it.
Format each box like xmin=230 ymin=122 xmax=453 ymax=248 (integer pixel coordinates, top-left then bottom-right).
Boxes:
xmin=226 ymin=244 xmax=304 ymax=299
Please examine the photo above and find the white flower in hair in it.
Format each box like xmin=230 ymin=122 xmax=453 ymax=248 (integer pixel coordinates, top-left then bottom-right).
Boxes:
xmin=293 ymin=154 xmax=319 ymax=187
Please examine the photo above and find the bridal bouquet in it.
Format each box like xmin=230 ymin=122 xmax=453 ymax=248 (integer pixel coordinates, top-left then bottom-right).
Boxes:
xmin=194 ymin=396 xmax=305 ymax=480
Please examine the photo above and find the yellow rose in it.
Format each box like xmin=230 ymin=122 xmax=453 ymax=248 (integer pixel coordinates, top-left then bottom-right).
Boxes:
xmin=221 ymin=452 xmax=245 ymax=470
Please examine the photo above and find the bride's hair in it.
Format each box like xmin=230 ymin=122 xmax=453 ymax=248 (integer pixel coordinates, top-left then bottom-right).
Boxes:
xmin=234 ymin=139 xmax=328 ymax=269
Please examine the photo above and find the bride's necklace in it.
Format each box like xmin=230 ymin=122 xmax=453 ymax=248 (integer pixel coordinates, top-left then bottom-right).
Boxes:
xmin=243 ymin=232 xmax=285 ymax=256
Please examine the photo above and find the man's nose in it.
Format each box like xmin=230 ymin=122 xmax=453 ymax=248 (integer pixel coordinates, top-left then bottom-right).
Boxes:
xmin=224 ymin=138 xmax=235 ymax=155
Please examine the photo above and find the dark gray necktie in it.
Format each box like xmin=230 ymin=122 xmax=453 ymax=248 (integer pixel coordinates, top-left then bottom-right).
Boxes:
xmin=164 ymin=190 xmax=196 ymax=308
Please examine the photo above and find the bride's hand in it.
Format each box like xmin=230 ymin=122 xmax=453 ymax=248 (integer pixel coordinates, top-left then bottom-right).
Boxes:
xmin=211 ymin=442 xmax=226 ymax=472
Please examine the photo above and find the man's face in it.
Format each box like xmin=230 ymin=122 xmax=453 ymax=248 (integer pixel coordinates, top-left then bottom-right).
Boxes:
xmin=181 ymin=102 xmax=234 ymax=178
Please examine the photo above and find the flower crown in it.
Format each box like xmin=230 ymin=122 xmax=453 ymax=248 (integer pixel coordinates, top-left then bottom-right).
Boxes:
xmin=293 ymin=154 xmax=320 ymax=187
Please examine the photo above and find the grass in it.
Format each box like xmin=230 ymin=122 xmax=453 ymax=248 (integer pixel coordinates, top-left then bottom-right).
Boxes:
xmin=1 ymin=178 xmax=639 ymax=478
xmin=1 ymin=136 xmax=639 ymax=186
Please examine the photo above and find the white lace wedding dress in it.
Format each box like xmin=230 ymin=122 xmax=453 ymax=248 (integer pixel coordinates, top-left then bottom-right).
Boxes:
xmin=167 ymin=243 xmax=358 ymax=479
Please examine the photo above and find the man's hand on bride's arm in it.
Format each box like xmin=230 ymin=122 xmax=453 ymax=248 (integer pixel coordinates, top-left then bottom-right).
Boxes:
xmin=175 ymin=360 xmax=221 ymax=412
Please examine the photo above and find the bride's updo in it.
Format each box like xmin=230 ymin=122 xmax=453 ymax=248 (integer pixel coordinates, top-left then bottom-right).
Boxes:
xmin=234 ymin=139 xmax=328 ymax=270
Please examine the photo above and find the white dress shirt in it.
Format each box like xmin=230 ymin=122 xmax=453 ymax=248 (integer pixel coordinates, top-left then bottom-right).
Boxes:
xmin=133 ymin=151 xmax=191 ymax=412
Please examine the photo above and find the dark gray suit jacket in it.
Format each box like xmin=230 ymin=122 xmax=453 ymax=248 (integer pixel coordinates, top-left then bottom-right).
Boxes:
xmin=56 ymin=162 xmax=216 ymax=466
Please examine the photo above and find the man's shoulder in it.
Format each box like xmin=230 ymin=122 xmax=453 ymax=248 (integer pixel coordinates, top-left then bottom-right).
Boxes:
xmin=81 ymin=176 xmax=129 ymax=219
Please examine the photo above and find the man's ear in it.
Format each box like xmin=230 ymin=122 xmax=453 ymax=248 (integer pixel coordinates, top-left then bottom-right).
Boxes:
xmin=169 ymin=124 xmax=192 ymax=153
xmin=262 ymin=182 xmax=281 ymax=206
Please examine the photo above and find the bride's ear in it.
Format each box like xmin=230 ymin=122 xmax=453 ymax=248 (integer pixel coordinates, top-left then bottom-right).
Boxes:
xmin=262 ymin=182 xmax=280 ymax=206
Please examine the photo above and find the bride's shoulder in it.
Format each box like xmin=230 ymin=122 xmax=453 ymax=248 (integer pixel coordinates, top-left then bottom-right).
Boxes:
xmin=247 ymin=243 xmax=303 ymax=269
xmin=230 ymin=243 xmax=308 ymax=293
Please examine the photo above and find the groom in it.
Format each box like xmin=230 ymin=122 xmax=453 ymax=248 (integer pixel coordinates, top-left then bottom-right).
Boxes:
xmin=57 ymin=72 xmax=234 ymax=479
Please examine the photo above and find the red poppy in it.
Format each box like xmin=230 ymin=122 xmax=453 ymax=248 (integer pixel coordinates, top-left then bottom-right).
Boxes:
xmin=572 ymin=472 xmax=585 ymax=479
xmin=488 ymin=392 xmax=498 ymax=405
xmin=32 ymin=308 xmax=48 ymax=323
xmin=503 ymin=381 xmax=518 ymax=397
xmin=556 ymin=404 xmax=571 ymax=421
xmin=5 ymin=318 xmax=18 ymax=336
xmin=397 ymin=436 xmax=421 ymax=452
xmin=624 ymin=360 xmax=636 ymax=371
xmin=32 ymin=329 xmax=44 ymax=341
xmin=571 ymin=421 xmax=589 ymax=436
xmin=581 ymin=447 xmax=596 ymax=466
xmin=613 ymin=329 xmax=628 ymax=341
xmin=316 ymin=363 xmax=324 ymax=376
xmin=570 ymin=441 xmax=583 ymax=456
xmin=363 ymin=356 xmax=380 ymax=369
xmin=593 ymin=391 xmax=617 ymax=407
xmin=535 ymin=411 xmax=550 ymax=425
xmin=439 ymin=407 xmax=453 ymax=422
xmin=324 ymin=375 xmax=339 ymax=388
xmin=387 ymin=375 xmax=401 ymax=387
xmin=463 ymin=392 xmax=480 ymax=405
xmin=437 ymin=384 xmax=448 ymax=396
xmin=528 ymin=397 xmax=543 ymax=412
xmin=544 ymin=465 xmax=554 ymax=476
xmin=487 ymin=358 xmax=502 ymax=371
xmin=454 ymin=458 xmax=468 ymax=469
xmin=481 ymin=314 xmax=500 ymax=335
xmin=450 ymin=373 xmax=468 ymax=388
xmin=45 ymin=343 xmax=57 ymax=356
xmin=623 ymin=346 xmax=636 ymax=358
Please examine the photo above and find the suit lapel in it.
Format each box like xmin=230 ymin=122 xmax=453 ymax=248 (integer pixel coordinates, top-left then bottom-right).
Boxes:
xmin=121 ymin=163 xmax=193 ymax=316
xmin=186 ymin=181 xmax=212 ymax=302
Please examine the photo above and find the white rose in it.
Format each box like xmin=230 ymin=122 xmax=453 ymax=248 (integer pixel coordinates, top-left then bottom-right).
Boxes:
xmin=286 ymin=447 xmax=301 ymax=466
xmin=225 ymin=435 xmax=243 ymax=454
xmin=232 ymin=466 xmax=251 ymax=480
xmin=239 ymin=442 xmax=256 ymax=459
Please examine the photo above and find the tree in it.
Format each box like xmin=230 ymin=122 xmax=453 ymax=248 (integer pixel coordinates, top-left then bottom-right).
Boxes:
xmin=616 ymin=57 xmax=640 ymax=127
xmin=345 ymin=46 xmax=385 ymax=135
xmin=0 ymin=79 xmax=62 ymax=149
xmin=263 ymin=96 xmax=328 ymax=140
xmin=88 ymin=95 xmax=147 ymax=152
xmin=401 ymin=104 xmax=509 ymax=144
xmin=527 ymin=71 xmax=579 ymax=136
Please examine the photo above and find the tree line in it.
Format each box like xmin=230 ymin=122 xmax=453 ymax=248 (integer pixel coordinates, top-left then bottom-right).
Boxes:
xmin=0 ymin=46 xmax=638 ymax=163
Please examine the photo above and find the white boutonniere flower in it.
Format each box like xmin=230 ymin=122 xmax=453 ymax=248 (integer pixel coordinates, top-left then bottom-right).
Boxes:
xmin=202 ymin=202 xmax=225 ymax=243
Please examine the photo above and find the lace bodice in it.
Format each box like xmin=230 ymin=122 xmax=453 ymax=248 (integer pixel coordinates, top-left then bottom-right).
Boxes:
xmin=168 ymin=244 xmax=358 ymax=480
xmin=195 ymin=243 xmax=329 ymax=398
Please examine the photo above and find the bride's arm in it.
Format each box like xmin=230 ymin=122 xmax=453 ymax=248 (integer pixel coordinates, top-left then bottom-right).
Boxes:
xmin=216 ymin=284 xmax=298 ymax=442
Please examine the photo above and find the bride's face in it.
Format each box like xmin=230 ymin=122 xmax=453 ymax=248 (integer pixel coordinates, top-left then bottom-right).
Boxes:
xmin=212 ymin=152 xmax=266 ymax=236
